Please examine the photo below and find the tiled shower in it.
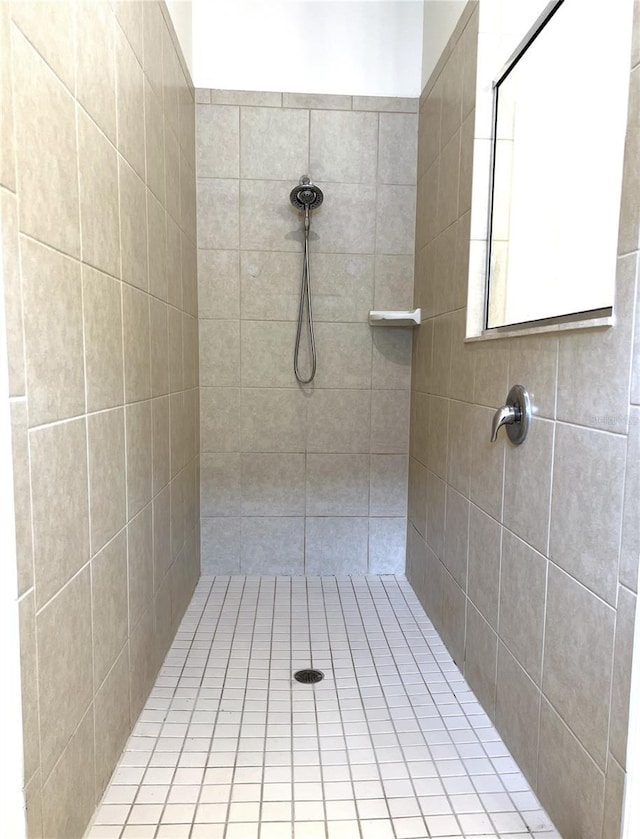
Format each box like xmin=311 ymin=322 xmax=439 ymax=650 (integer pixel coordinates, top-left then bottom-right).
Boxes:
xmin=196 ymin=90 xmax=417 ymax=576
xmin=0 ymin=1 xmax=639 ymax=839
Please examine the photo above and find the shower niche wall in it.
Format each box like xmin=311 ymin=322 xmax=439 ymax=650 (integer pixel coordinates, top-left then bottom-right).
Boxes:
xmin=196 ymin=91 xmax=419 ymax=576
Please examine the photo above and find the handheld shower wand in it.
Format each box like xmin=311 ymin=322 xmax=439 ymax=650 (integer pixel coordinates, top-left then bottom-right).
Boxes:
xmin=289 ymin=176 xmax=323 ymax=384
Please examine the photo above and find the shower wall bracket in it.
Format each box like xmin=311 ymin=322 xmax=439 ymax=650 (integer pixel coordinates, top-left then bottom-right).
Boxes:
xmin=368 ymin=308 xmax=421 ymax=326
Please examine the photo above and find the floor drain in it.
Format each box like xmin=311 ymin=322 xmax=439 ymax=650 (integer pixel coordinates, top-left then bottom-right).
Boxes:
xmin=294 ymin=668 xmax=324 ymax=684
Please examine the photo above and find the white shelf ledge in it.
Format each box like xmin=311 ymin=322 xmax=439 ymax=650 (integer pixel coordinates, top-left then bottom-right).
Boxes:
xmin=368 ymin=308 xmax=421 ymax=327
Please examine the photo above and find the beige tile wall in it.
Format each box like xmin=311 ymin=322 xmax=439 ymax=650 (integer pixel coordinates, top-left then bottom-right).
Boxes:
xmin=407 ymin=3 xmax=640 ymax=837
xmin=196 ymin=90 xmax=417 ymax=574
xmin=0 ymin=2 xmax=199 ymax=836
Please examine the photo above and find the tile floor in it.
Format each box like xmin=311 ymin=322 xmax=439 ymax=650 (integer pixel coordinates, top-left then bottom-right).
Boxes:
xmin=85 ymin=575 xmax=560 ymax=839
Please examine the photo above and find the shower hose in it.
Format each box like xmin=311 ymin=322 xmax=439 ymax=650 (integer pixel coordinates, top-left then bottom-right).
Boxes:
xmin=294 ymin=208 xmax=317 ymax=384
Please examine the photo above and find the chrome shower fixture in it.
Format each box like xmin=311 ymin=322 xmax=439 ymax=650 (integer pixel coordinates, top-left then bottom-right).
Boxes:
xmin=289 ymin=176 xmax=324 ymax=212
xmin=290 ymin=176 xmax=323 ymax=384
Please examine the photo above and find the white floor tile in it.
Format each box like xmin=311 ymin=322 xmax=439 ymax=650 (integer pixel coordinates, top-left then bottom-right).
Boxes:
xmin=84 ymin=575 xmax=558 ymax=839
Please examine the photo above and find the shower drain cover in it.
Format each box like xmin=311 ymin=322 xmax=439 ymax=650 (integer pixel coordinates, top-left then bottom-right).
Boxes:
xmin=294 ymin=668 xmax=324 ymax=684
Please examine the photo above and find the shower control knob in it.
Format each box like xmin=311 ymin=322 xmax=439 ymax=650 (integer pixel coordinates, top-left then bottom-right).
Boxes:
xmin=490 ymin=385 xmax=531 ymax=445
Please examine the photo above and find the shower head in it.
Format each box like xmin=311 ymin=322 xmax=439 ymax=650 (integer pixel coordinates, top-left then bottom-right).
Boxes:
xmin=290 ymin=176 xmax=324 ymax=211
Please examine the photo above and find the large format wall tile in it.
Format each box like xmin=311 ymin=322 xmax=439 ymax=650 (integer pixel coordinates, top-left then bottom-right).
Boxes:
xmin=11 ymin=0 xmax=75 ymax=91
xmin=123 ymin=284 xmax=152 ymax=402
xmin=18 ymin=593 xmax=39 ymax=783
xmin=371 ymin=389 xmax=410 ymax=454
xmin=21 ymin=237 xmax=85 ymax=426
xmin=376 ymin=185 xmax=418 ymax=255
xmin=30 ymin=418 xmax=90 ymax=609
xmin=305 ymin=517 xmax=369 ymax=574
xmin=197 ymin=178 xmax=239 ymax=248
xmin=369 ymin=454 xmax=408 ymax=516
xmin=199 ymin=319 xmax=240 ymax=386
xmin=374 ymin=254 xmax=414 ymax=310
xmin=240 ymin=321 xmax=297 ymax=388
xmin=502 ymin=416 xmax=554 ymax=554
xmin=150 ymin=297 xmax=169 ymax=397
xmin=310 ymin=110 xmax=378 ymax=184
xmin=200 ymin=517 xmax=241 ymax=574
xmin=603 ymin=757 xmax=625 ymax=839
xmin=240 ymin=388 xmax=306 ymax=452
xmin=498 ymin=530 xmax=546 ymax=683
xmin=41 ymin=708 xmax=96 ymax=839
xmin=0 ymin=190 xmax=22 ymax=395
xmin=240 ymin=179 xmax=304 ymax=252
xmin=550 ymin=423 xmax=626 ymax=605
xmin=115 ymin=23 xmax=146 ymax=178
xmin=200 ymin=453 xmax=241 ymax=516
xmin=312 ymin=253 xmax=375 ymax=323
xmin=240 ymin=251 xmax=299 ymax=321
xmin=197 ymin=83 xmax=416 ymax=574
xmin=126 ymin=400 xmax=153 ymax=518
xmin=152 ymin=396 xmax=171 ymax=494
xmin=369 ymin=517 xmax=407 ymax=573
xmin=439 ymin=564 xmax=466 ymax=665
xmin=12 ymin=28 xmax=79 ymax=257
xmin=153 ymin=484 xmax=172 ymax=585
xmin=538 ymin=700 xmax=605 ymax=839
xmin=240 ymin=453 xmax=305 ymax=516
xmin=313 ymin=322 xmax=373 ymax=389
xmin=618 ymin=63 xmax=640 ymax=257
xmin=372 ymin=328 xmax=412 ymax=390
xmin=443 ymin=486 xmax=469 ymax=588
xmin=93 ymin=647 xmax=130 ymax=796
xmin=467 ymin=505 xmax=501 ymax=628
xmin=426 ymin=470 xmax=446 ymax=560
xmin=619 ymin=404 xmax=640 ymax=591
xmin=78 ymin=110 xmax=121 ymax=278
xmin=91 ymin=531 xmax=128 ymax=687
xmin=200 ymin=387 xmax=240 ymax=452
xmin=4 ymin=6 xmax=200 ymax=835
xmin=88 ymin=408 xmax=127 ymax=554
xmin=464 ymin=604 xmax=497 ymax=716
xmin=311 ymin=182 xmax=377 ymax=254
xmin=241 ymin=107 xmax=309 ymax=180
xmin=306 ymin=389 xmax=372 ymax=454
xmin=609 ymin=585 xmax=636 ymax=767
xmin=556 ymin=254 xmax=636 ymax=434
xmin=145 ymin=79 xmax=165 ymax=204
xmin=240 ymin=517 xmax=305 ymax=575
xmin=119 ymin=159 xmax=149 ymax=291
xmin=542 ymin=567 xmax=614 ymax=768
xmin=11 ymin=403 xmax=33 ymax=596
xmin=199 ymin=249 xmax=240 ymax=318
xmin=408 ymin=457 xmax=427 ymax=538
xmin=427 ymin=394 xmax=448 ymax=477
xmin=508 ymin=336 xmax=558 ymax=420
xmin=147 ymin=192 xmax=168 ymax=299
xmin=378 ymin=113 xmax=419 ymax=185
xmin=306 ymin=453 xmax=369 ymax=515
xmin=127 ymin=506 xmax=154 ymax=633
xmin=36 ymin=567 xmax=93 ymax=778
xmin=164 ymin=128 xmax=181 ymax=224
xmin=76 ymin=0 xmax=116 ymax=144
xmin=469 ymin=404 xmax=505 ymax=520
xmin=405 ymin=5 xmax=640 ymax=837
xmin=495 ymin=643 xmax=540 ymax=787
xmin=83 ymin=265 xmax=124 ymax=412
xmin=197 ymin=105 xmax=239 ymax=178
